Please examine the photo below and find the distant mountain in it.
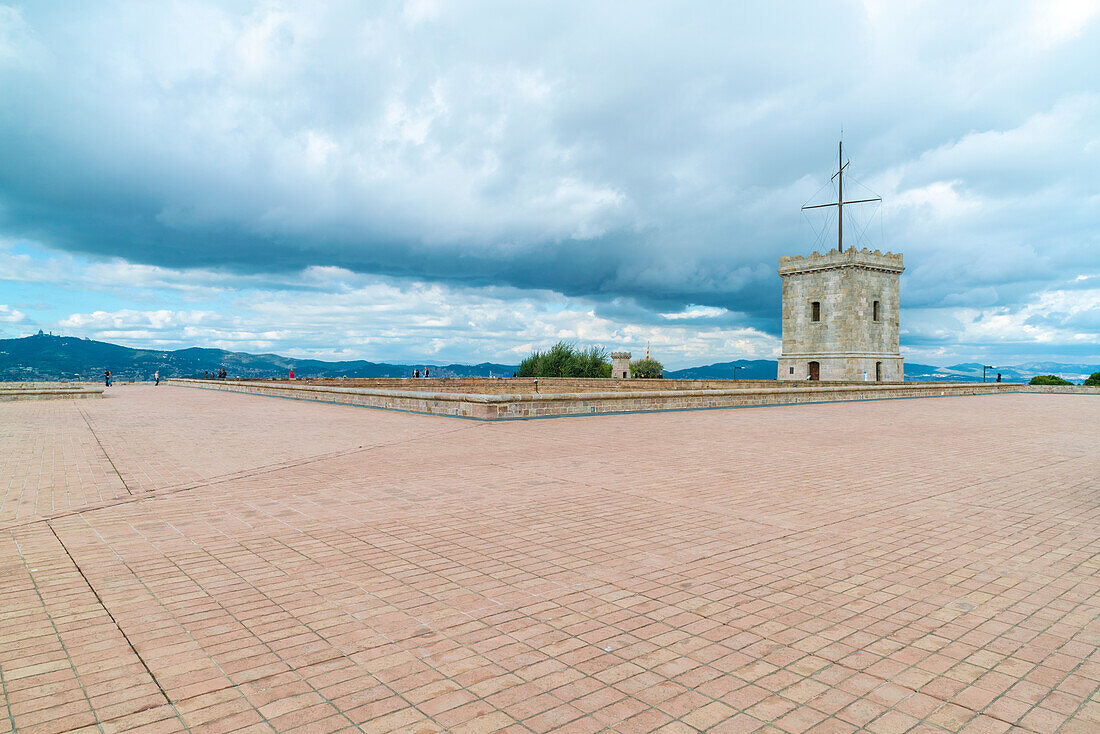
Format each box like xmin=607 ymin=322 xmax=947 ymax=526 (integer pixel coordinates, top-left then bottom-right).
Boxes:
xmin=0 ymin=332 xmax=517 ymax=381
xmin=665 ymin=360 xmax=778 ymax=379
xmin=904 ymin=362 xmax=1099 ymax=383
xmin=3 ymin=332 xmax=1096 ymax=383
xmin=668 ymin=359 xmax=1098 ymax=383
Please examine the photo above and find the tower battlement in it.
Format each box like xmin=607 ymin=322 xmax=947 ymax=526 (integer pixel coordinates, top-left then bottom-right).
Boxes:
xmin=778 ymin=248 xmax=903 ymax=276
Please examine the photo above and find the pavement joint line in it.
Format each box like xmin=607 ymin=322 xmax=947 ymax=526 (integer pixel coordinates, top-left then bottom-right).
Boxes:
xmin=12 ymin=531 xmax=107 ymax=734
xmin=3 ymin=390 xmax=1096 ymax=731
xmin=0 ymin=658 xmax=14 ymax=734
xmin=71 ymin=513 xmax=291 ymax=732
xmin=0 ymin=419 xmax=486 ymax=533
xmin=114 ymin=510 xmax=473 ymax=733
xmin=76 ymin=404 xmax=132 ymax=496
xmin=43 ymin=520 xmax=194 ymax=733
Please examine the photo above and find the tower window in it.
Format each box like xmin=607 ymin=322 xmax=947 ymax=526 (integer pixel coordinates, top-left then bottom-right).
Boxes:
xmin=873 ymin=301 xmax=880 ymax=321
xmin=811 ymin=301 xmax=821 ymax=322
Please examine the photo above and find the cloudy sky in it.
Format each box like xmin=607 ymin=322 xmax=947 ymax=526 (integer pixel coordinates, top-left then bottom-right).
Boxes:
xmin=1 ymin=1 xmax=1098 ymax=368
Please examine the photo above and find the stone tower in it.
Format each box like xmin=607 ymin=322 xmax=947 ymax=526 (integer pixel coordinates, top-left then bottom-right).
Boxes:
xmin=777 ymin=248 xmax=904 ymax=381
xmin=611 ymin=352 xmax=632 ymax=379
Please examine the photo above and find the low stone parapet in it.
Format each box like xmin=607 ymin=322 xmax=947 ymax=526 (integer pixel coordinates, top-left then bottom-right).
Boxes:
xmin=0 ymin=383 xmax=105 ymax=402
xmin=169 ymin=378 xmax=1097 ymax=420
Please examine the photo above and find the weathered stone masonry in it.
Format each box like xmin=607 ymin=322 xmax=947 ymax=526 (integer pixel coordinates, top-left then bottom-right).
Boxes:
xmin=778 ymin=248 xmax=904 ymax=382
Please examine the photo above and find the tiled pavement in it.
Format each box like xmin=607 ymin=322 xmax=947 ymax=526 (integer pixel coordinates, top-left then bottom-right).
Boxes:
xmin=0 ymin=387 xmax=1097 ymax=734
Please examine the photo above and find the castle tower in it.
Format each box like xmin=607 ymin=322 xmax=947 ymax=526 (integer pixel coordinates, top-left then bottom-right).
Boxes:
xmin=777 ymin=249 xmax=903 ymax=381
xmin=611 ymin=352 xmax=632 ymax=379
xmin=778 ymin=141 xmax=904 ymax=382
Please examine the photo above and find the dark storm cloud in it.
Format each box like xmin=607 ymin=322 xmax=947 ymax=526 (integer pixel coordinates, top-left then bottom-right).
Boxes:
xmin=0 ymin=0 xmax=1098 ymax=352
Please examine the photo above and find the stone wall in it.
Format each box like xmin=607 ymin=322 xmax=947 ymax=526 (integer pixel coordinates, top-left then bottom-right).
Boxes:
xmin=0 ymin=383 xmax=104 ymax=401
xmin=171 ymin=378 xmax=1096 ymax=421
xmin=778 ymin=248 xmax=904 ymax=381
xmin=208 ymin=377 xmax=839 ymax=394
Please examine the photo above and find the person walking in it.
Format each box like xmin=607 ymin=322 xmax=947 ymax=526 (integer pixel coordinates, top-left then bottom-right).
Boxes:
xmin=154 ymin=370 xmax=160 ymax=386
xmin=104 ymin=368 xmax=110 ymax=387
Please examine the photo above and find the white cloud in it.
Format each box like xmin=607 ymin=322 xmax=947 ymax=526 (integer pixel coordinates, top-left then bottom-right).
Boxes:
xmin=0 ymin=304 xmax=24 ymax=323
xmin=660 ymin=305 xmax=729 ymax=320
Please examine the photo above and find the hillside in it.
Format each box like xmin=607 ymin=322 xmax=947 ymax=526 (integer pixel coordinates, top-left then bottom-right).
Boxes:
xmin=0 ymin=332 xmax=517 ymax=381
xmin=3 ymin=333 xmax=1096 ymax=383
xmin=664 ymin=360 xmax=778 ymax=379
xmin=667 ymin=359 xmax=1098 ymax=383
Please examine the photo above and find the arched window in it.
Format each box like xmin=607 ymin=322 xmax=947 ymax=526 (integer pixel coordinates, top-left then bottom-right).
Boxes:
xmin=811 ymin=301 xmax=821 ymax=322
xmin=873 ymin=300 xmax=880 ymax=321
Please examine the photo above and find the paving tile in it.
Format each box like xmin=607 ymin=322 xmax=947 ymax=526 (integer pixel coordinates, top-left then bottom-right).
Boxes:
xmin=0 ymin=389 xmax=1096 ymax=733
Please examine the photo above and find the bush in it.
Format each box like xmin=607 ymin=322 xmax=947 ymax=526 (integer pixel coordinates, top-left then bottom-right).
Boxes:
xmin=630 ymin=357 xmax=664 ymax=379
xmin=1085 ymin=372 xmax=1100 ymax=386
xmin=1029 ymin=374 xmax=1073 ymax=386
xmin=516 ymin=341 xmax=611 ymax=378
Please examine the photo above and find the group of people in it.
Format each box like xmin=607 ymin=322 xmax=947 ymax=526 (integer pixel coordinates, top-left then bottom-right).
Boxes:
xmin=205 ymin=368 xmax=228 ymax=379
xmin=103 ymin=368 xmax=163 ymax=386
xmin=412 ymin=367 xmax=430 ymax=378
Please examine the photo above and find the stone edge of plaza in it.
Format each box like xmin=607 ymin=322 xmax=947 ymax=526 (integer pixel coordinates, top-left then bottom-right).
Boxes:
xmin=169 ymin=378 xmax=1095 ymax=421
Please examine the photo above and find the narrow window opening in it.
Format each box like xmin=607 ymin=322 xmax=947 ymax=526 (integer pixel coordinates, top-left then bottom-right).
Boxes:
xmin=789 ymin=366 xmax=794 ymax=375
xmin=873 ymin=300 xmax=880 ymax=321
xmin=875 ymin=361 xmax=882 ymax=381
xmin=811 ymin=301 xmax=821 ymax=322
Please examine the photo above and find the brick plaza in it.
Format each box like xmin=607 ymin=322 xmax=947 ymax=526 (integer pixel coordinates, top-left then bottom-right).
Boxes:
xmin=1 ymin=387 xmax=1097 ymax=733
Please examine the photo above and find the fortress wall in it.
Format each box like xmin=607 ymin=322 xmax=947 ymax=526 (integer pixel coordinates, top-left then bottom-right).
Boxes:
xmin=0 ymin=384 xmax=105 ymax=401
xmin=169 ymin=378 xmax=1096 ymax=421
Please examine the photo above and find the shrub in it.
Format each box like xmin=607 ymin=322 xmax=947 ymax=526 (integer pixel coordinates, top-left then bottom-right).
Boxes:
xmin=1085 ymin=372 xmax=1100 ymax=386
xmin=1029 ymin=374 xmax=1073 ymax=386
xmin=630 ymin=357 xmax=664 ymax=379
xmin=516 ymin=341 xmax=611 ymax=378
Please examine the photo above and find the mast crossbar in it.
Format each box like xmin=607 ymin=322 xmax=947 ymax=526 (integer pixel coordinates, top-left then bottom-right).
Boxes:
xmin=802 ymin=197 xmax=880 ymax=210
xmin=802 ymin=141 xmax=879 ymax=252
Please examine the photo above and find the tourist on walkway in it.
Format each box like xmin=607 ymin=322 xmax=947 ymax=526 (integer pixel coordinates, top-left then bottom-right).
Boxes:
xmin=104 ymin=368 xmax=110 ymax=387
xmin=154 ymin=370 xmax=160 ymax=386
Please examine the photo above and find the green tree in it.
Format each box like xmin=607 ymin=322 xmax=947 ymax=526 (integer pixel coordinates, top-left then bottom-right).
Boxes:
xmin=630 ymin=357 xmax=664 ymax=378
xmin=516 ymin=341 xmax=611 ymax=378
xmin=1085 ymin=372 xmax=1100 ymax=386
xmin=1029 ymin=374 xmax=1073 ymax=386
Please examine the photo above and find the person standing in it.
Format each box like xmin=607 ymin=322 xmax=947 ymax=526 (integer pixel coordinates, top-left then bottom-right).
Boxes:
xmin=104 ymin=368 xmax=110 ymax=387
xmin=154 ymin=370 xmax=160 ymax=386
xmin=289 ymin=368 xmax=295 ymax=379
